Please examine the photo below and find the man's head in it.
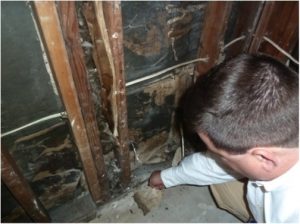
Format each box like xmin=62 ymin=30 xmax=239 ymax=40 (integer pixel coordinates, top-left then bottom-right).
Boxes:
xmin=183 ymin=54 xmax=298 ymax=180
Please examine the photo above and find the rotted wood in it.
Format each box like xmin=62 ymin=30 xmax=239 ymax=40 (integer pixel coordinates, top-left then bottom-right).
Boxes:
xmin=196 ymin=1 xmax=232 ymax=77
xmin=82 ymin=2 xmax=114 ymax=130
xmin=1 ymin=146 xmax=50 ymax=222
xmin=94 ymin=1 xmax=131 ymax=186
xmin=249 ymin=1 xmax=298 ymax=63
xmin=56 ymin=1 xmax=110 ymax=202
xmin=33 ymin=1 xmax=104 ymax=203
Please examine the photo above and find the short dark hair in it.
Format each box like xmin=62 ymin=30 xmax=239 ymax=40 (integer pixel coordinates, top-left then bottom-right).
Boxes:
xmin=183 ymin=54 xmax=299 ymax=154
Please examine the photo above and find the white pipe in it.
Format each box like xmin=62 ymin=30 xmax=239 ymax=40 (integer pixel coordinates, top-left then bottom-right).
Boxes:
xmin=222 ymin=35 xmax=246 ymax=51
xmin=126 ymin=57 xmax=209 ymax=87
xmin=1 ymin=112 xmax=66 ymax=138
xmin=263 ymin=36 xmax=299 ymax=65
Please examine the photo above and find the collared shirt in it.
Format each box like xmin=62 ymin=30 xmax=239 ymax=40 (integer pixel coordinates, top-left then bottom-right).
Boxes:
xmin=161 ymin=152 xmax=300 ymax=223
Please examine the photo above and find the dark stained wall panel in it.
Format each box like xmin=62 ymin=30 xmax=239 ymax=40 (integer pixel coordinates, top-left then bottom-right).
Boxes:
xmin=122 ymin=1 xmax=206 ymax=83
xmin=1 ymin=2 xmax=63 ymax=133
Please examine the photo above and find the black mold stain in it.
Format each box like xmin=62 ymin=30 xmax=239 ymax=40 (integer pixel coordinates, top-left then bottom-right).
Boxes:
xmin=127 ymin=90 xmax=175 ymax=142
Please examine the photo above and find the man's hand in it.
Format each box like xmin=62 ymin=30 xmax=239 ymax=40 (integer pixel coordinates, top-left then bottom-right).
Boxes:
xmin=148 ymin=170 xmax=165 ymax=190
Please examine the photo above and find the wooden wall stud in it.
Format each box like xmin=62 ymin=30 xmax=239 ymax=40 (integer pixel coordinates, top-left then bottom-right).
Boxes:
xmin=1 ymin=147 xmax=50 ymax=222
xmin=94 ymin=1 xmax=131 ymax=186
xmin=56 ymin=1 xmax=110 ymax=201
xmin=196 ymin=1 xmax=232 ymax=76
xmin=33 ymin=1 xmax=105 ymax=203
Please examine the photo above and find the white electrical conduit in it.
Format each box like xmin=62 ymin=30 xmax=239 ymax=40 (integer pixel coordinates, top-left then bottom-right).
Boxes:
xmin=262 ymin=36 xmax=299 ymax=65
xmin=125 ymin=57 xmax=209 ymax=87
xmin=1 ymin=112 xmax=66 ymax=138
xmin=222 ymin=35 xmax=246 ymax=51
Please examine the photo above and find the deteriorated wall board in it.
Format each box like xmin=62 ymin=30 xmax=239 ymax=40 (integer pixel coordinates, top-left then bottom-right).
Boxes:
xmin=126 ymin=64 xmax=194 ymax=166
xmin=1 ymin=2 xmax=63 ymax=133
xmin=2 ymin=1 xmax=298 ymax=222
xmin=1 ymin=2 xmax=88 ymax=221
xmin=9 ymin=122 xmax=85 ymax=209
xmin=123 ymin=2 xmax=205 ymax=164
xmin=122 ymin=1 xmax=206 ymax=82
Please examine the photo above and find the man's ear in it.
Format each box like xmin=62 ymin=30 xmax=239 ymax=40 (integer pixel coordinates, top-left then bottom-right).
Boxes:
xmin=250 ymin=148 xmax=279 ymax=172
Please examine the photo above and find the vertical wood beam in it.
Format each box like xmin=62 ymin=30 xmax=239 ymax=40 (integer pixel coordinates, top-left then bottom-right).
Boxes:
xmin=56 ymin=1 xmax=110 ymax=201
xmin=196 ymin=2 xmax=232 ymax=76
xmin=249 ymin=1 xmax=298 ymax=63
xmin=94 ymin=1 xmax=131 ymax=186
xmin=82 ymin=2 xmax=114 ymax=130
xmin=33 ymin=1 xmax=104 ymax=203
xmin=223 ymin=2 xmax=264 ymax=57
xmin=1 ymin=147 xmax=50 ymax=222
xmin=248 ymin=2 xmax=275 ymax=53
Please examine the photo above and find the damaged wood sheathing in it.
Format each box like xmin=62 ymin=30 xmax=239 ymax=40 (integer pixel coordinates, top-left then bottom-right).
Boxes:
xmin=127 ymin=64 xmax=194 ymax=169
xmin=2 ymin=120 xmax=97 ymax=222
xmin=122 ymin=1 xmax=206 ymax=82
xmin=123 ymin=2 xmax=205 ymax=167
xmin=67 ymin=1 xmax=207 ymax=195
xmin=8 ymin=122 xmax=86 ymax=210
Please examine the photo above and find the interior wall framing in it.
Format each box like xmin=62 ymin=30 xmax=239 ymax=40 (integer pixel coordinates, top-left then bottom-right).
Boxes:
xmin=1 ymin=1 xmax=298 ymax=222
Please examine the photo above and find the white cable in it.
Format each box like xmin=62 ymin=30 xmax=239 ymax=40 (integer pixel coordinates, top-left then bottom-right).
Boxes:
xmin=130 ymin=142 xmax=142 ymax=164
xmin=222 ymin=35 xmax=246 ymax=51
xmin=1 ymin=112 xmax=66 ymax=138
xmin=263 ymin=36 xmax=299 ymax=65
xmin=126 ymin=57 xmax=209 ymax=87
